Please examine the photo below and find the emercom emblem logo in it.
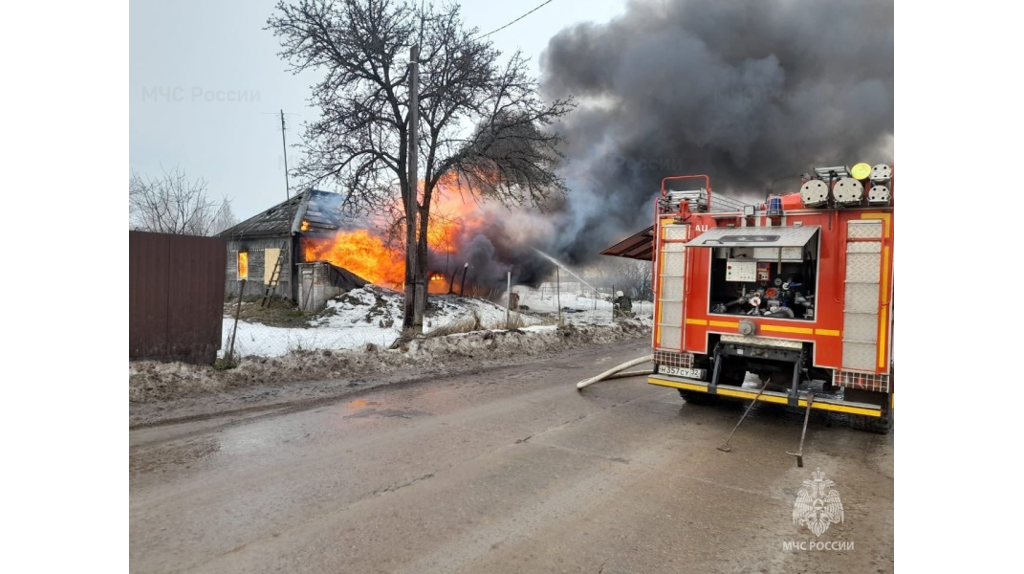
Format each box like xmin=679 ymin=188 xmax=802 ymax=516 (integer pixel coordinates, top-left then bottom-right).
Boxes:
xmin=792 ymin=468 xmax=845 ymax=537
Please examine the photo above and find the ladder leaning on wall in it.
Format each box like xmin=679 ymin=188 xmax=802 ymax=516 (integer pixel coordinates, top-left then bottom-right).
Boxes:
xmin=259 ymin=243 xmax=288 ymax=308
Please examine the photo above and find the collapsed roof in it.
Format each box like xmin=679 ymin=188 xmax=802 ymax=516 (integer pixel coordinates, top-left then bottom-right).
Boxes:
xmin=219 ymin=189 xmax=348 ymax=239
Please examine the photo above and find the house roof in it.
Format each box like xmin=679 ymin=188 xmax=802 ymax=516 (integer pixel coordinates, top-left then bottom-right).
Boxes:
xmin=219 ymin=189 xmax=348 ymax=240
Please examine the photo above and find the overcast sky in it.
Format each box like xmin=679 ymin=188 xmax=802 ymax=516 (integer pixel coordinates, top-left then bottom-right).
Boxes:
xmin=129 ymin=0 xmax=627 ymax=223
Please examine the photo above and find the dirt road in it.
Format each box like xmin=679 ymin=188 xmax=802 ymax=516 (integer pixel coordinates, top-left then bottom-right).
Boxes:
xmin=130 ymin=339 xmax=893 ymax=573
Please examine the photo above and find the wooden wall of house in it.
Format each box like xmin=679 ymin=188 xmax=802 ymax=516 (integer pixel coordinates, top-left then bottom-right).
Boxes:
xmin=224 ymin=237 xmax=293 ymax=300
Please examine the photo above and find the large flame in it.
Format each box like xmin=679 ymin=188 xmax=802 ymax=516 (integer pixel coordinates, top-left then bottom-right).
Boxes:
xmin=428 ymin=177 xmax=486 ymax=256
xmin=303 ymin=176 xmax=486 ymax=293
xmin=304 ymin=229 xmax=405 ymax=289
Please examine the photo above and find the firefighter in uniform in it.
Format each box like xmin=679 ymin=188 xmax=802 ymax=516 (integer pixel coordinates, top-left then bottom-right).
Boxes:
xmin=613 ymin=290 xmax=633 ymax=318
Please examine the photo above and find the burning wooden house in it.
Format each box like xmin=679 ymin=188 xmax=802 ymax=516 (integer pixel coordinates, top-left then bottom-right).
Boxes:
xmin=218 ymin=190 xmax=368 ymax=307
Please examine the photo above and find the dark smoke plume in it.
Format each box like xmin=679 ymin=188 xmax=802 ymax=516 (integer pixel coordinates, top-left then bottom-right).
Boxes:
xmin=534 ymin=0 xmax=894 ymax=264
xmin=431 ymin=0 xmax=892 ymax=289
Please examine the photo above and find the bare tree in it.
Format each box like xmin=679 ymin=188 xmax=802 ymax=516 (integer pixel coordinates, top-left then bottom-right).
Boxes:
xmin=581 ymin=258 xmax=652 ymax=301
xmin=266 ymin=0 xmax=573 ymax=329
xmin=211 ymin=200 xmax=239 ymax=236
xmin=128 ymin=167 xmax=237 ymax=236
xmin=617 ymin=259 xmax=653 ymax=301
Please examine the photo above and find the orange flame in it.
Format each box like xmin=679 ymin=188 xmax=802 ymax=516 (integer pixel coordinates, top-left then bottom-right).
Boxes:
xmin=303 ymin=174 xmax=488 ymax=291
xmin=428 ymin=180 xmax=485 ymax=253
xmin=237 ymin=251 xmax=249 ymax=279
xmin=428 ymin=271 xmax=450 ymax=294
xmin=304 ymin=229 xmax=405 ymax=289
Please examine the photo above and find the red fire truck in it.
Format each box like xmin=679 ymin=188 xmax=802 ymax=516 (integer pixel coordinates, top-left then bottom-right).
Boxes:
xmin=603 ymin=163 xmax=894 ymax=433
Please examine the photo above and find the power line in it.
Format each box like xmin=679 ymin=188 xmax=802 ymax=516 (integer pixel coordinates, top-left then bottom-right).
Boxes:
xmin=476 ymin=0 xmax=557 ymax=39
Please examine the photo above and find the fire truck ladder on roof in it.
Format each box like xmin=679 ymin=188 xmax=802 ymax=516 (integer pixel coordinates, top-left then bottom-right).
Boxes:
xmin=259 ymin=243 xmax=288 ymax=308
xmin=661 ymin=189 xmax=753 ymax=214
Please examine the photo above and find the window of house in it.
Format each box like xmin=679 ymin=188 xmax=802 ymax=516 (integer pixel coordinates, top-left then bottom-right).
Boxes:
xmin=237 ymin=250 xmax=249 ymax=280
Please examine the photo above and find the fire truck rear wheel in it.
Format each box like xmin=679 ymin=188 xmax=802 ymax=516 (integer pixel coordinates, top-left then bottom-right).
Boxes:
xmin=849 ymin=411 xmax=894 ymax=435
xmin=844 ymin=387 xmax=894 ymax=434
xmin=718 ymin=364 xmax=746 ymax=387
xmin=678 ymin=389 xmax=720 ymax=405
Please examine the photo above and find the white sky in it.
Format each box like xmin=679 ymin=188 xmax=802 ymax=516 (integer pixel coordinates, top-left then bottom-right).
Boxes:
xmin=129 ymin=0 xmax=628 ymax=223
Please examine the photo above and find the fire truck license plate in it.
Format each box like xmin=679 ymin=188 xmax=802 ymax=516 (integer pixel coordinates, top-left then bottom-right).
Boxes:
xmin=660 ymin=366 xmax=706 ymax=379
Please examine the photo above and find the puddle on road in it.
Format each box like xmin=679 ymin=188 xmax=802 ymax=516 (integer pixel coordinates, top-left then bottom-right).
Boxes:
xmin=344 ymin=408 xmax=431 ymax=419
xmin=342 ymin=397 xmax=433 ymax=420
xmin=346 ymin=399 xmax=381 ymax=410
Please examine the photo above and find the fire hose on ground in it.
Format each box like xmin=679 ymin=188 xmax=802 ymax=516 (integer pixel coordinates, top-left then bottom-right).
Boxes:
xmin=576 ymin=355 xmax=654 ymax=390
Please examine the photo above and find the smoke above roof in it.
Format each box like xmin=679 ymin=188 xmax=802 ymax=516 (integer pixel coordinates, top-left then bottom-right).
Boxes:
xmin=533 ymin=0 xmax=894 ymax=263
xmin=354 ymin=0 xmax=894 ymax=291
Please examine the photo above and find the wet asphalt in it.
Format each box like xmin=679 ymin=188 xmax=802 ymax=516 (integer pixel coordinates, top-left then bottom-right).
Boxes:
xmin=130 ymin=340 xmax=893 ymax=573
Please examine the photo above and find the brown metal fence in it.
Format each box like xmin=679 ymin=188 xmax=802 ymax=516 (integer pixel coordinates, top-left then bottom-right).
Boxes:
xmin=129 ymin=231 xmax=227 ymax=364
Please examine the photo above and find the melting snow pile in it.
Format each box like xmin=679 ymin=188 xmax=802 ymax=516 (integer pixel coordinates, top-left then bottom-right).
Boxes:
xmin=130 ymin=285 xmax=653 ymax=406
xmin=220 ymin=285 xmax=653 ymax=359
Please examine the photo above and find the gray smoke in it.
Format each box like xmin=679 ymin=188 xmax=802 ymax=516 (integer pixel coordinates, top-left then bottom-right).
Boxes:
xmin=534 ymin=0 xmax=894 ymax=263
xmin=426 ymin=203 xmax=561 ymax=289
xmin=426 ymin=0 xmax=893 ymax=289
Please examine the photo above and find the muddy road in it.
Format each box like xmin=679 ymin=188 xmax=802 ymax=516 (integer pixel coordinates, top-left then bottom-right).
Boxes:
xmin=130 ymin=339 xmax=894 ymax=573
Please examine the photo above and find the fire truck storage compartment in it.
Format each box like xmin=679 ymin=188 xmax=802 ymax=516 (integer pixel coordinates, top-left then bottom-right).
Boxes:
xmin=685 ymin=225 xmax=820 ymax=321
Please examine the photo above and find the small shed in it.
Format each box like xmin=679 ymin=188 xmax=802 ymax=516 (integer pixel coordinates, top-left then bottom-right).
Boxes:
xmin=296 ymin=261 xmax=369 ymax=311
xmin=218 ymin=189 xmax=366 ymax=303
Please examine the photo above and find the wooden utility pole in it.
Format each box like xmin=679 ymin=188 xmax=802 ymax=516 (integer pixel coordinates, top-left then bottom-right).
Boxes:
xmin=411 ymin=45 xmax=426 ymax=328
xmin=280 ymin=110 xmax=290 ymax=200
xmin=403 ymin=45 xmax=420 ymax=330
xmin=228 ymin=279 xmax=246 ymax=363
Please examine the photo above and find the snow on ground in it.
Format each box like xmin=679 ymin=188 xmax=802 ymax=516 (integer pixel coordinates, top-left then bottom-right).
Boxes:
xmin=219 ymin=284 xmax=653 ymax=359
xmin=132 ymin=283 xmax=654 ymax=417
xmin=131 ymin=282 xmax=655 ymax=416
xmin=130 ymin=317 xmax=653 ymax=421
xmin=512 ymin=282 xmax=655 ymax=326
